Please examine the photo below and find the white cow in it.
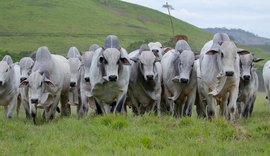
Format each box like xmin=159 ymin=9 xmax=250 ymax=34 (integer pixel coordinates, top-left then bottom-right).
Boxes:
xmin=19 ymin=57 xmax=34 ymax=118
xmin=162 ymin=40 xmax=197 ymax=117
xmin=90 ymin=35 xmax=131 ymax=114
xmin=128 ymin=44 xmax=162 ymax=115
xmin=80 ymin=44 xmax=100 ymax=115
xmin=263 ymin=60 xmax=270 ymax=111
xmin=20 ymin=46 xmax=70 ymax=124
xmin=129 ymin=42 xmax=164 ymax=60
xmin=0 ymin=55 xmax=20 ymax=118
xmin=66 ymin=47 xmax=83 ymax=116
xmin=237 ymin=50 xmax=263 ymax=117
xmin=198 ymin=33 xmax=240 ymax=120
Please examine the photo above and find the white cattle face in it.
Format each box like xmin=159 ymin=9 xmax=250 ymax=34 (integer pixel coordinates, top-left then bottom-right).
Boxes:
xmin=0 ymin=61 xmax=12 ymax=85
xmin=238 ymin=53 xmax=253 ymax=81
xmin=81 ymin=51 xmax=93 ymax=82
xmin=177 ymin=50 xmax=195 ymax=83
xmin=19 ymin=57 xmax=34 ymax=82
xmin=20 ymin=72 xmax=55 ymax=105
xmin=68 ymin=58 xmax=81 ymax=87
xmin=138 ymin=50 xmax=158 ymax=81
xmin=206 ymin=41 xmax=238 ymax=77
xmin=99 ymin=48 xmax=130 ymax=82
xmin=148 ymin=42 xmax=163 ymax=59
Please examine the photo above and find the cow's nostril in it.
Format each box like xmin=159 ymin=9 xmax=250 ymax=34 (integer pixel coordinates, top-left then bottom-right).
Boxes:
xmin=225 ymin=71 xmax=234 ymax=76
xmin=0 ymin=81 xmax=3 ymax=85
xmin=146 ymin=75 xmax=154 ymax=80
xmin=243 ymin=75 xmax=250 ymax=81
xmin=84 ymin=77 xmax=90 ymax=82
xmin=70 ymin=82 xmax=76 ymax=87
xmin=109 ymin=75 xmax=117 ymax=81
xmin=180 ymin=78 xmax=189 ymax=83
xmin=31 ymin=99 xmax=38 ymax=104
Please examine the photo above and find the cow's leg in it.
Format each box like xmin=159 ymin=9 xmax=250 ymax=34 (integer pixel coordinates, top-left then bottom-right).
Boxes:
xmin=78 ymin=93 xmax=87 ymax=117
xmin=6 ymin=97 xmax=17 ymax=118
xmin=129 ymin=92 xmax=140 ymax=115
xmin=268 ymin=87 xmax=270 ymax=111
xmin=185 ymin=88 xmax=197 ymax=116
xmin=249 ymin=95 xmax=256 ymax=116
xmin=94 ymin=98 xmax=103 ymax=114
xmin=60 ymin=92 xmax=70 ymax=117
xmin=206 ymin=95 xmax=216 ymax=119
xmin=237 ymin=101 xmax=242 ymax=118
xmin=22 ymin=99 xmax=31 ymax=118
xmin=220 ymin=93 xmax=229 ymax=118
xmin=265 ymin=83 xmax=270 ymax=111
xmin=228 ymin=87 xmax=238 ymax=121
xmin=113 ymin=93 xmax=127 ymax=114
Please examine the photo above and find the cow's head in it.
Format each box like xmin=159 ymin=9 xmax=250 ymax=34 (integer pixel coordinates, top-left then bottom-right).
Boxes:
xmin=68 ymin=58 xmax=81 ymax=87
xmin=173 ymin=50 xmax=195 ymax=83
xmin=20 ymin=71 xmax=55 ymax=105
xmin=81 ymin=51 xmax=94 ymax=82
xmin=148 ymin=42 xmax=163 ymax=59
xmin=206 ymin=40 xmax=238 ymax=77
xmin=19 ymin=57 xmax=34 ymax=82
xmin=0 ymin=61 xmax=12 ymax=85
xmin=132 ymin=44 xmax=160 ymax=81
xmin=238 ymin=50 xmax=263 ymax=81
xmin=99 ymin=48 xmax=130 ymax=82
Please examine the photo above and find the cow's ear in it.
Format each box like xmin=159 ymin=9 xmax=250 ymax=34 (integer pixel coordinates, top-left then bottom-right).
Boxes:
xmin=237 ymin=50 xmax=250 ymax=55
xmin=120 ymin=57 xmax=131 ymax=65
xmin=253 ymin=57 xmax=264 ymax=62
xmin=19 ymin=80 xmax=29 ymax=88
xmin=130 ymin=57 xmax=138 ymax=63
xmin=44 ymin=78 xmax=55 ymax=88
xmin=206 ymin=50 xmax=218 ymax=55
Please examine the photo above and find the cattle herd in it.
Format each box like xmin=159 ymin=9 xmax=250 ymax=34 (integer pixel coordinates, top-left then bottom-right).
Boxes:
xmin=1 ymin=33 xmax=270 ymax=124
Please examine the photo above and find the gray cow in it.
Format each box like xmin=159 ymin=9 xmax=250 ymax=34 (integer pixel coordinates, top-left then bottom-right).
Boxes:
xmin=198 ymin=33 xmax=240 ymax=120
xmin=20 ymin=46 xmax=71 ymax=124
xmin=0 ymin=55 xmax=20 ymax=118
xmin=129 ymin=42 xmax=164 ymax=60
xmin=162 ymin=41 xmax=197 ymax=117
xmin=128 ymin=44 xmax=162 ymax=115
xmin=79 ymin=44 xmax=100 ymax=115
xmin=66 ymin=47 xmax=83 ymax=116
xmin=263 ymin=60 xmax=270 ymax=111
xmin=19 ymin=57 xmax=34 ymax=118
xmin=237 ymin=50 xmax=263 ymax=117
xmin=90 ymin=35 xmax=131 ymax=114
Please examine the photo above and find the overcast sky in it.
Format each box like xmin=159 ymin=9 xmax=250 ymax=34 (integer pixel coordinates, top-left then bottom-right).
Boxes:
xmin=122 ymin=0 xmax=270 ymax=38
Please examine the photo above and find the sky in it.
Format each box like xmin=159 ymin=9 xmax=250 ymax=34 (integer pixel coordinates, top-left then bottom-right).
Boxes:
xmin=122 ymin=0 xmax=270 ymax=38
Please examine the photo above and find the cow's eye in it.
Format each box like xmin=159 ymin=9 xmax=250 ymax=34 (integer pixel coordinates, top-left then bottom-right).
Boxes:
xmin=221 ymin=52 xmax=224 ymax=58
xmin=117 ymin=60 xmax=120 ymax=65
xmin=5 ymin=69 xmax=8 ymax=72
xmin=100 ymin=57 xmax=107 ymax=64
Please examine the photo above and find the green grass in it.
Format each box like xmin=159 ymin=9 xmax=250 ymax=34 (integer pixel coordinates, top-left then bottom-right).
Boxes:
xmin=0 ymin=0 xmax=212 ymax=55
xmin=0 ymin=93 xmax=270 ymax=155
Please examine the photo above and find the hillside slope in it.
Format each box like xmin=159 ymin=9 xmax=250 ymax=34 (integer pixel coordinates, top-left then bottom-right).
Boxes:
xmin=0 ymin=0 xmax=212 ymax=55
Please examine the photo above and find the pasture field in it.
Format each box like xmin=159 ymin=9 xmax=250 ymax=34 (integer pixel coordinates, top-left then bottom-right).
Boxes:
xmin=0 ymin=93 xmax=270 ymax=155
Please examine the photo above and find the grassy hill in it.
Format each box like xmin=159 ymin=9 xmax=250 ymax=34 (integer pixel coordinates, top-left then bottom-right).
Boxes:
xmin=0 ymin=0 xmax=212 ymax=57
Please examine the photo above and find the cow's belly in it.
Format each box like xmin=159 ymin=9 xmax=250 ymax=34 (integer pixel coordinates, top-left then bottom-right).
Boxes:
xmin=92 ymin=82 xmax=123 ymax=104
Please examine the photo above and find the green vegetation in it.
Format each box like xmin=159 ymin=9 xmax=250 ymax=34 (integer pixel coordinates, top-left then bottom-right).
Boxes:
xmin=0 ymin=0 xmax=212 ymax=56
xmin=0 ymin=93 xmax=269 ymax=155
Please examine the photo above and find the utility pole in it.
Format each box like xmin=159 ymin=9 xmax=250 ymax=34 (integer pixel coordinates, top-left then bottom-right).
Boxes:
xmin=163 ymin=2 xmax=175 ymax=36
